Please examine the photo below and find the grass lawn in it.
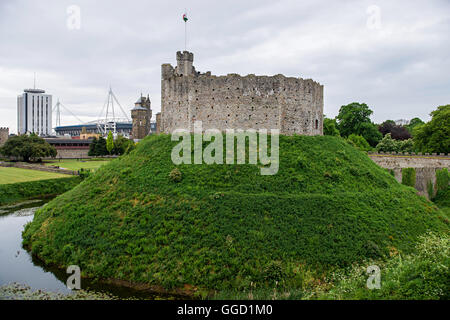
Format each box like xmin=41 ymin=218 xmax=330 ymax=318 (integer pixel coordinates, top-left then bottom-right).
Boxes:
xmin=43 ymin=159 xmax=111 ymax=171
xmin=0 ymin=167 xmax=69 ymax=185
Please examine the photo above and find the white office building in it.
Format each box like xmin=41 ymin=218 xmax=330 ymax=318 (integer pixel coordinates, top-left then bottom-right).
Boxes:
xmin=17 ymin=88 xmax=52 ymax=136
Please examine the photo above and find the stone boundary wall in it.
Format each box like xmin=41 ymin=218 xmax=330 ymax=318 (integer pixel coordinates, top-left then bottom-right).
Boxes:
xmin=45 ymin=154 xmax=118 ymax=160
xmin=368 ymin=151 xmax=449 ymax=157
xmin=0 ymin=161 xmax=77 ymax=175
xmin=368 ymin=154 xmax=449 ymax=198
xmin=54 ymin=148 xmax=90 ymax=159
xmin=368 ymin=154 xmax=450 ymax=169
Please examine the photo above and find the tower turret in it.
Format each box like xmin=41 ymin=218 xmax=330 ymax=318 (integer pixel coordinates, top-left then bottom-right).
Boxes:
xmin=131 ymin=95 xmax=152 ymax=140
xmin=176 ymin=51 xmax=195 ymax=76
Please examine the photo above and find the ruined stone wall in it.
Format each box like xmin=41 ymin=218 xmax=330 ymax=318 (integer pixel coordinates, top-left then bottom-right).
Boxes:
xmin=155 ymin=112 xmax=161 ymax=134
xmin=0 ymin=161 xmax=76 ymax=175
xmin=369 ymin=154 xmax=449 ymax=198
xmin=54 ymin=148 xmax=90 ymax=159
xmin=0 ymin=127 xmax=9 ymax=147
xmin=160 ymin=52 xmax=323 ymax=135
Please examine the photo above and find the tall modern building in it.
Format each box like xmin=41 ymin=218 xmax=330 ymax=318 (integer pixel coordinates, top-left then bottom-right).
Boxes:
xmin=17 ymin=88 xmax=52 ymax=136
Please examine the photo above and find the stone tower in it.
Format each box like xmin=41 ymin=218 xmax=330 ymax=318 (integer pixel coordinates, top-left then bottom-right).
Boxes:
xmin=0 ymin=127 xmax=9 ymax=147
xmin=131 ymin=95 xmax=152 ymax=140
xmin=176 ymin=51 xmax=196 ymax=76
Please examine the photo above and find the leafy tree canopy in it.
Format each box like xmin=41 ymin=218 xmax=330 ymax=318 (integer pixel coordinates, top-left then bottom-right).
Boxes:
xmin=323 ymin=117 xmax=340 ymax=136
xmin=413 ymin=105 xmax=450 ymax=154
xmin=376 ymin=133 xmax=414 ymax=153
xmin=406 ymin=117 xmax=425 ymax=133
xmin=88 ymin=137 xmax=108 ymax=156
xmin=89 ymin=135 xmax=135 ymax=156
xmin=113 ymin=135 xmax=135 ymax=155
xmin=347 ymin=134 xmax=371 ymax=152
xmin=336 ymin=102 xmax=382 ymax=147
xmin=0 ymin=134 xmax=56 ymax=162
xmin=106 ymin=131 xmax=114 ymax=155
xmin=378 ymin=121 xmax=412 ymax=140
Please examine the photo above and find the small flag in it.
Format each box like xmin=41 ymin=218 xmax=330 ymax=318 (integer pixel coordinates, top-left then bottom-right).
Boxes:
xmin=183 ymin=13 xmax=188 ymax=22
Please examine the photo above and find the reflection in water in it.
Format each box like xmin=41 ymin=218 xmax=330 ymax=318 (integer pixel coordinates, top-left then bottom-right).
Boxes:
xmin=0 ymin=198 xmax=71 ymax=294
xmin=0 ymin=199 xmax=177 ymax=300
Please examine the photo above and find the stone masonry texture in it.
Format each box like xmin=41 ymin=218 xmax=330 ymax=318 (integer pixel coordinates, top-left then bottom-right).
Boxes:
xmin=160 ymin=51 xmax=324 ymax=135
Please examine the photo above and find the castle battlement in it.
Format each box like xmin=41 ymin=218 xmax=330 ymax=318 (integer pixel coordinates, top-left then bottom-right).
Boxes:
xmin=160 ymin=51 xmax=323 ymax=135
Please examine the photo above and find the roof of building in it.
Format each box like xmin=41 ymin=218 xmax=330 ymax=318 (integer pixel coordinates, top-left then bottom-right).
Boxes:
xmin=55 ymin=123 xmax=132 ymax=131
xmin=44 ymin=138 xmax=93 ymax=144
xmin=24 ymin=89 xmax=46 ymax=94
xmin=135 ymin=97 xmax=144 ymax=104
xmin=131 ymin=105 xmax=148 ymax=111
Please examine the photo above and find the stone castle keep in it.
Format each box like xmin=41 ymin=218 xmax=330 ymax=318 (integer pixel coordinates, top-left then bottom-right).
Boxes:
xmin=159 ymin=51 xmax=324 ymax=135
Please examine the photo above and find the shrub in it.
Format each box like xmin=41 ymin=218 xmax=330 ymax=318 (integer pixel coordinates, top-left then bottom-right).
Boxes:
xmin=264 ymin=261 xmax=285 ymax=284
xmin=402 ymin=168 xmax=416 ymax=187
xmin=347 ymin=134 xmax=371 ymax=152
xmin=435 ymin=168 xmax=449 ymax=192
xmin=316 ymin=232 xmax=450 ymax=300
xmin=78 ymin=168 xmax=92 ymax=180
xmin=376 ymin=133 xmax=414 ymax=153
xmin=427 ymin=180 xmax=434 ymax=199
xmin=169 ymin=168 xmax=182 ymax=182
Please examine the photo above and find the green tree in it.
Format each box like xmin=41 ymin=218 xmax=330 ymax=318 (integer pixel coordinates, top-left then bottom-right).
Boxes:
xmin=323 ymin=117 xmax=340 ymax=136
xmin=106 ymin=132 xmax=114 ymax=155
xmin=95 ymin=137 xmax=108 ymax=156
xmin=359 ymin=122 xmax=383 ymax=147
xmin=347 ymin=134 xmax=371 ymax=151
xmin=413 ymin=105 xmax=450 ymax=154
xmin=336 ymin=102 xmax=382 ymax=147
xmin=406 ymin=117 xmax=424 ymax=133
xmin=112 ymin=135 xmax=135 ymax=155
xmin=88 ymin=137 xmax=98 ymax=156
xmin=376 ymin=133 xmax=414 ymax=153
xmin=376 ymin=133 xmax=398 ymax=152
xmin=0 ymin=134 xmax=57 ymax=162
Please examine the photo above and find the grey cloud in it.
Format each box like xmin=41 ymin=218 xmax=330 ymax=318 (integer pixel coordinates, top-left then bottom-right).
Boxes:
xmin=0 ymin=0 xmax=449 ymax=133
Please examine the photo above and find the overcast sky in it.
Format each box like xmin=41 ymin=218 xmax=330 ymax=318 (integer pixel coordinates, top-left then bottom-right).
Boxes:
xmin=0 ymin=0 xmax=449 ymax=134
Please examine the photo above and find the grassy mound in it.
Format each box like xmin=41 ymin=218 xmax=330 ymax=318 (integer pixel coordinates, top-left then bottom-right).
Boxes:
xmin=22 ymin=134 xmax=448 ymax=295
xmin=314 ymin=232 xmax=449 ymax=300
xmin=0 ymin=176 xmax=81 ymax=206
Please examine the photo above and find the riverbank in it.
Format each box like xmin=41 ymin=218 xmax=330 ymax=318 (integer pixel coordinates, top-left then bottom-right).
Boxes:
xmin=0 ymin=283 xmax=117 ymax=300
xmin=0 ymin=176 xmax=81 ymax=206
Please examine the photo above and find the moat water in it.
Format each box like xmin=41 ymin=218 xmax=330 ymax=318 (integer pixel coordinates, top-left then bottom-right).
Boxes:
xmin=0 ymin=198 xmax=173 ymax=299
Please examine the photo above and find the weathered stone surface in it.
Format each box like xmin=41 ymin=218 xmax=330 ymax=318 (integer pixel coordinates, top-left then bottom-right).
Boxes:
xmin=0 ymin=127 xmax=8 ymax=147
xmin=160 ymin=51 xmax=323 ymax=135
xmin=369 ymin=154 xmax=450 ymax=198
xmin=131 ymin=96 xmax=152 ymax=140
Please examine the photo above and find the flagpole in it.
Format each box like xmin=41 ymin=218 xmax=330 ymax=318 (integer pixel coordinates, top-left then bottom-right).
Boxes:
xmin=183 ymin=10 xmax=188 ymax=51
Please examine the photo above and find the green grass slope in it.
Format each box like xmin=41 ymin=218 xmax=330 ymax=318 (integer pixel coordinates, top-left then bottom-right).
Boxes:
xmin=22 ymin=134 xmax=448 ymax=294
xmin=0 ymin=176 xmax=81 ymax=206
